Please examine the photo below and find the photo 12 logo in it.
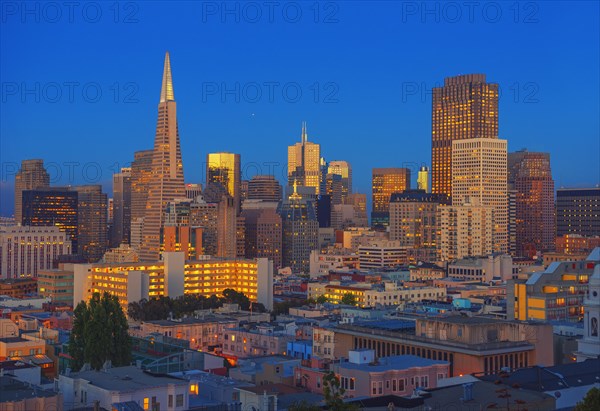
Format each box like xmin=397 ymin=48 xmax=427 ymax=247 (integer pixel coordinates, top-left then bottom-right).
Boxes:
xmin=200 ymin=1 xmax=340 ymax=24
xmin=1 ymin=82 xmax=139 ymax=104
xmin=400 ymin=1 xmax=540 ymax=24
xmin=201 ymin=81 xmax=339 ymax=104
xmin=1 ymin=1 xmax=140 ymax=24
xmin=400 ymin=81 xmax=539 ymax=104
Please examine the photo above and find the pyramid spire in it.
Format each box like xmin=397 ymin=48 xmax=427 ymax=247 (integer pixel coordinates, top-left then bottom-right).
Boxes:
xmin=301 ymin=121 xmax=307 ymax=143
xmin=160 ymin=51 xmax=175 ymax=103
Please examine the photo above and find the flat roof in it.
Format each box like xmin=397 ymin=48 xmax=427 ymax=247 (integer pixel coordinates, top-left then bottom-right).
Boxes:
xmin=65 ymin=366 xmax=188 ymax=391
xmin=338 ymin=355 xmax=447 ymax=372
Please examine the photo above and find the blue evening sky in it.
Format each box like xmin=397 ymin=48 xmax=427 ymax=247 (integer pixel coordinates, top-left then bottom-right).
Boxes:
xmin=1 ymin=1 xmax=599 ymax=216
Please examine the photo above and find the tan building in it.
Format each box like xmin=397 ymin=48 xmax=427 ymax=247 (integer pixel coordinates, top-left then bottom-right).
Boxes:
xmin=246 ymin=175 xmax=282 ymax=202
xmin=0 ymin=279 xmax=38 ymax=298
xmin=102 ymin=243 xmax=139 ymax=263
xmin=452 ymin=138 xmax=508 ymax=253
xmin=288 ymin=122 xmax=321 ymax=194
xmin=431 ymin=74 xmax=499 ymax=199
xmin=14 ymin=159 xmax=50 ymax=225
xmin=328 ymin=160 xmax=352 ymax=201
xmin=437 ymin=199 xmax=494 ymax=261
xmin=37 ymin=264 xmax=74 ymax=305
xmin=389 ymin=190 xmax=444 ymax=249
xmin=371 ymin=168 xmax=411 ymax=227
xmin=241 ymin=205 xmax=282 ymax=269
xmin=328 ymin=316 xmax=553 ymax=377
xmin=358 ymin=240 xmax=407 ymax=269
xmin=130 ymin=149 xmax=153 ymax=250
xmin=140 ymin=52 xmax=186 ymax=261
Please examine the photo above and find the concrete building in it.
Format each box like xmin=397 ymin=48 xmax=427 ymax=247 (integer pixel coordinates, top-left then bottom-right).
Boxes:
xmin=0 ymin=226 xmax=72 ymax=279
xmin=14 ymin=159 xmax=50 ymax=225
xmin=0 ymin=375 xmax=63 ymax=411
xmin=329 ymin=316 xmax=553 ymax=377
xmin=437 ymin=199 xmax=494 ymax=261
xmin=111 ymin=167 xmax=132 ymax=247
xmin=58 ymin=365 xmax=190 ymax=411
xmin=309 ymin=249 xmax=359 ymax=278
xmin=288 ymin=122 xmax=321 ymax=195
xmin=130 ymin=149 xmax=154 ymax=251
xmin=452 ymin=138 xmax=508 ymax=253
xmin=328 ymin=160 xmax=352 ymax=202
xmin=508 ymin=249 xmax=599 ymax=322
xmin=102 ymin=243 xmax=139 ymax=263
xmin=556 ymin=235 xmax=600 ymax=255
xmin=185 ymin=183 xmax=202 ymax=200
xmin=331 ymin=350 xmax=449 ymax=397
xmin=575 ymin=259 xmax=600 ymax=361
xmin=409 ymin=262 xmax=446 ymax=281
xmin=37 ymin=264 xmax=74 ymax=305
xmin=73 ymin=185 xmax=108 ymax=262
xmin=0 ymin=279 xmax=37 ymax=298
xmin=448 ymin=254 xmax=516 ymax=283
xmin=389 ymin=190 xmax=444 ymax=249
xmin=206 ymin=152 xmax=241 ymax=213
xmin=241 ymin=204 xmax=282 ymax=269
xmin=358 ymin=241 xmax=407 ymax=270
xmin=246 ymin=175 xmax=282 ymax=202
xmin=221 ymin=324 xmax=296 ymax=359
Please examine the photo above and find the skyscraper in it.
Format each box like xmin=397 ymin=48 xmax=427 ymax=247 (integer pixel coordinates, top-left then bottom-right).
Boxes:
xmin=431 ymin=74 xmax=499 ymax=199
xmin=22 ymin=188 xmax=78 ymax=252
xmin=14 ymin=159 xmax=50 ymax=224
xmin=417 ymin=166 xmax=429 ymax=193
xmin=389 ymin=190 xmax=444 ymax=249
xmin=140 ymin=52 xmax=186 ymax=261
xmin=206 ymin=152 xmax=241 ymax=212
xmin=185 ymin=183 xmax=202 ymax=200
xmin=279 ymin=184 xmax=319 ymax=273
xmin=328 ymin=160 xmax=352 ymax=200
xmin=247 ymin=175 xmax=282 ymax=202
xmin=508 ymin=150 xmax=555 ymax=258
xmin=241 ymin=204 xmax=283 ymax=269
xmin=74 ymin=185 xmax=108 ymax=262
xmin=371 ymin=168 xmax=411 ymax=228
xmin=130 ymin=149 xmax=153 ymax=251
xmin=556 ymin=188 xmax=600 ymax=237
xmin=112 ymin=167 xmax=132 ymax=247
xmin=452 ymin=138 xmax=508 ymax=253
xmin=287 ymin=122 xmax=321 ymax=194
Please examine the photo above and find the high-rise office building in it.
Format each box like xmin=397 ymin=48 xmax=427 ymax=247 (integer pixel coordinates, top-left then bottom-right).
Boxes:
xmin=417 ymin=166 xmax=429 ymax=193
xmin=190 ymin=195 xmax=218 ymax=256
xmin=185 ymin=183 xmax=202 ymax=200
xmin=508 ymin=150 xmax=555 ymax=258
xmin=287 ymin=122 xmax=321 ymax=194
xmin=0 ymin=226 xmax=72 ymax=279
xmin=22 ymin=188 xmax=78 ymax=252
xmin=278 ymin=185 xmax=319 ymax=273
xmin=140 ymin=52 xmax=186 ymax=261
xmin=389 ymin=190 xmax=444 ymax=249
xmin=206 ymin=152 xmax=241 ymax=212
xmin=437 ymin=199 xmax=494 ymax=261
xmin=216 ymin=194 xmax=244 ymax=258
xmin=328 ymin=160 xmax=352 ymax=200
xmin=371 ymin=168 xmax=411 ymax=228
xmin=241 ymin=204 xmax=282 ymax=269
xmin=162 ymin=199 xmax=203 ymax=260
xmin=112 ymin=168 xmax=132 ymax=247
xmin=130 ymin=150 xmax=154 ymax=221
xmin=452 ymin=138 xmax=508 ymax=253
xmin=431 ymin=74 xmax=499 ymax=199
xmin=247 ymin=175 xmax=282 ymax=202
xmin=74 ymin=185 xmax=108 ymax=262
xmin=14 ymin=159 xmax=50 ymax=224
xmin=325 ymin=173 xmax=343 ymax=206
xmin=556 ymin=188 xmax=600 ymax=237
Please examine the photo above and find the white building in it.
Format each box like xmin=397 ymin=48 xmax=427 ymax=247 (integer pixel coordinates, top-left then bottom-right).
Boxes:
xmin=0 ymin=226 xmax=72 ymax=279
xmin=358 ymin=241 xmax=407 ymax=270
xmin=576 ymin=250 xmax=600 ymax=362
xmin=363 ymin=282 xmax=447 ymax=307
xmin=448 ymin=254 xmax=516 ymax=283
xmin=59 ymin=365 xmax=190 ymax=411
xmin=309 ymin=249 xmax=359 ymax=278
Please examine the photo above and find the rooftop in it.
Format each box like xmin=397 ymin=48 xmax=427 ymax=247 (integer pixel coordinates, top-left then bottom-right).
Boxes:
xmin=338 ymin=355 xmax=447 ymax=372
xmin=0 ymin=376 xmax=58 ymax=402
xmin=63 ymin=366 xmax=188 ymax=391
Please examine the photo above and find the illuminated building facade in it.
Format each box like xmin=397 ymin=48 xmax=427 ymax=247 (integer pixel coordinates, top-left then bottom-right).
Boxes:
xmin=38 ymin=264 xmax=74 ymax=304
xmin=0 ymin=226 xmax=72 ymax=279
xmin=21 ymin=188 xmax=78 ymax=252
xmin=140 ymin=52 xmax=186 ymax=261
xmin=206 ymin=152 xmax=241 ymax=212
xmin=556 ymin=188 xmax=600 ymax=238
xmin=508 ymin=150 xmax=555 ymax=258
xmin=371 ymin=168 xmax=411 ymax=228
xmin=185 ymin=183 xmax=202 ymax=200
xmin=431 ymin=74 xmax=499 ymax=199
xmin=417 ymin=165 xmax=429 ymax=193
xmin=328 ymin=160 xmax=352 ymax=201
xmin=452 ymin=138 xmax=508 ymax=253
xmin=507 ymin=251 xmax=599 ymax=322
xmin=73 ymin=256 xmax=274 ymax=311
xmin=288 ymin=122 xmax=321 ymax=195
xmin=14 ymin=159 xmax=50 ymax=225
xmin=389 ymin=190 xmax=444 ymax=249
xmin=130 ymin=149 xmax=153 ymax=250
xmin=74 ymin=185 xmax=108 ymax=262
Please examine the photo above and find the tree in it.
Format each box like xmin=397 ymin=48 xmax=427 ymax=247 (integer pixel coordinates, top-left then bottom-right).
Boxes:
xmin=340 ymin=293 xmax=357 ymax=306
xmin=69 ymin=292 xmax=131 ymax=371
xmin=575 ymin=387 xmax=600 ymax=411
xmin=323 ymin=372 xmax=360 ymax=411
xmin=316 ymin=295 xmax=329 ymax=304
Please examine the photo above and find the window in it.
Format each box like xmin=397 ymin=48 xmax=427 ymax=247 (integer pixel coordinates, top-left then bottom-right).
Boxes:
xmin=176 ymin=394 xmax=184 ymax=407
xmin=437 ymin=373 xmax=445 ymax=381
xmin=349 ymin=378 xmax=355 ymax=391
xmin=378 ymin=381 xmax=383 ymax=394
xmin=372 ymin=381 xmax=377 ymax=395
xmin=169 ymin=395 xmax=173 ymax=407
xmin=190 ymin=383 xmax=198 ymax=394
xmin=398 ymin=379 xmax=405 ymax=392
xmin=386 ymin=380 xmax=390 ymax=389
xmin=420 ymin=376 xmax=429 ymax=388
xmin=143 ymin=397 xmax=149 ymax=410
xmin=392 ymin=379 xmax=397 ymax=392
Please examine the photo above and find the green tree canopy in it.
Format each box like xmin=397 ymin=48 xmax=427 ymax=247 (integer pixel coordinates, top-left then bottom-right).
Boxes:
xmin=69 ymin=292 xmax=131 ymax=371
xmin=323 ymin=372 xmax=360 ymax=411
xmin=574 ymin=387 xmax=600 ymax=411
xmin=340 ymin=293 xmax=357 ymax=306
xmin=316 ymin=295 xmax=329 ymax=304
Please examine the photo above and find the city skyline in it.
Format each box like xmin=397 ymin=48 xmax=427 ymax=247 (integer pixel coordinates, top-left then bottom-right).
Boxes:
xmin=1 ymin=2 xmax=599 ymax=217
